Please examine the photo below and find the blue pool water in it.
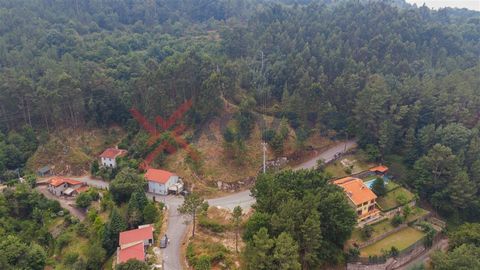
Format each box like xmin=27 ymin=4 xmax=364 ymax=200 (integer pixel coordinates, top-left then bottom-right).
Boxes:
xmin=364 ymin=176 xmax=389 ymax=189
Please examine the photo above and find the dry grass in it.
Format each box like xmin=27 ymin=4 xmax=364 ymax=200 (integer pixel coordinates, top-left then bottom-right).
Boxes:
xmin=27 ymin=128 xmax=124 ymax=176
xmin=187 ymin=206 xmax=246 ymax=269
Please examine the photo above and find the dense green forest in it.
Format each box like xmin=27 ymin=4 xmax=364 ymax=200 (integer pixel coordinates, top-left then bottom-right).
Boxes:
xmin=0 ymin=0 xmax=479 ymax=268
xmin=1 ymin=0 xmax=478 ymax=218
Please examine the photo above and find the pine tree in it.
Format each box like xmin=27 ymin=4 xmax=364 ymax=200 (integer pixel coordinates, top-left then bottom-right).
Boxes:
xmin=274 ymin=232 xmax=301 ymax=270
xmin=245 ymin=228 xmax=275 ymax=270
xmin=449 ymin=170 xmax=477 ymax=209
xmin=300 ymin=210 xmax=323 ymax=269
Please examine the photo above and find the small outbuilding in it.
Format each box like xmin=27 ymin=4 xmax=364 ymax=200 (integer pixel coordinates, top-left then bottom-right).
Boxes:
xmin=37 ymin=165 xmax=52 ymax=177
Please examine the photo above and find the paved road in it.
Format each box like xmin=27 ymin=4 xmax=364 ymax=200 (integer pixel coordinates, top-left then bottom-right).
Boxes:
xmin=68 ymin=176 xmax=110 ymax=189
xmin=36 ymin=185 xmax=87 ymax=221
xmin=293 ymin=140 xmax=357 ymax=170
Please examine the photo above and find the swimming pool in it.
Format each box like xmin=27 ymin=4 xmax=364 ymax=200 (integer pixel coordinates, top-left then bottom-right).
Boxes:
xmin=364 ymin=176 xmax=389 ymax=189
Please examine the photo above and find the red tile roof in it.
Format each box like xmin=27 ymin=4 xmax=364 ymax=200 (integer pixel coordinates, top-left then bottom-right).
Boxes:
xmin=49 ymin=177 xmax=83 ymax=187
xmin=75 ymin=186 xmax=89 ymax=193
xmin=117 ymin=242 xmax=145 ymax=264
xmin=333 ymin=176 xmax=357 ymax=185
xmin=99 ymin=148 xmax=127 ymax=159
xmin=145 ymin=169 xmax=175 ymax=184
xmin=119 ymin=225 xmax=153 ymax=246
xmin=369 ymin=165 xmax=389 ymax=173
xmin=335 ymin=178 xmax=377 ymax=206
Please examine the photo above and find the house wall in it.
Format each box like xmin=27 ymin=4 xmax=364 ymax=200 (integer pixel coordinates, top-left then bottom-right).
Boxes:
xmin=147 ymin=176 xmax=178 ymax=195
xmin=48 ymin=184 xmax=67 ymax=196
xmin=101 ymin=157 xmax=117 ymax=168
xmin=355 ymin=199 xmax=376 ymax=216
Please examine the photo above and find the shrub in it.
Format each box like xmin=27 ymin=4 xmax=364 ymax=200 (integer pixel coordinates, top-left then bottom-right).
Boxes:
xmin=63 ymin=252 xmax=79 ymax=265
xmin=361 ymin=225 xmax=374 ymax=239
xmin=199 ymin=217 xmax=225 ymax=233
xmin=195 ymin=255 xmax=211 ymax=270
xmin=390 ymin=246 xmax=399 ymax=257
xmin=186 ymin=243 xmax=196 ymax=265
xmin=347 ymin=247 xmax=360 ymax=260
xmin=396 ymin=194 xmax=408 ymax=205
xmin=76 ymin=192 xmax=93 ymax=209
xmin=391 ymin=215 xmax=404 ymax=227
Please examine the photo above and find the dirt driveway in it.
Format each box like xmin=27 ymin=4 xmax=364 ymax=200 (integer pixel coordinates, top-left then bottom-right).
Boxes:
xmin=36 ymin=185 xmax=86 ymax=221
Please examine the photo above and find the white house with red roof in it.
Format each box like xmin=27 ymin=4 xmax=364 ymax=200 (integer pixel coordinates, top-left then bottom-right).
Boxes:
xmin=47 ymin=177 xmax=84 ymax=196
xmin=145 ymin=168 xmax=179 ymax=195
xmin=116 ymin=224 xmax=154 ymax=265
xmin=99 ymin=147 xmax=127 ymax=168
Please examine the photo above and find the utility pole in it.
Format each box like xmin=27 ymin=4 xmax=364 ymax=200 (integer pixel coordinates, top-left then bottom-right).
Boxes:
xmin=263 ymin=142 xmax=267 ymax=173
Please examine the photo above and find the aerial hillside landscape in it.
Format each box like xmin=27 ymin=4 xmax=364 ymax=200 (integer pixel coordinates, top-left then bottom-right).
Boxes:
xmin=0 ymin=0 xmax=479 ymax=270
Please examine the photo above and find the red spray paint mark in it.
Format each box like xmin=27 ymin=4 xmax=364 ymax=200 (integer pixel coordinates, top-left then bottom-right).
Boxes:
xmin=129 ymin=99 xmax=198 ymax=170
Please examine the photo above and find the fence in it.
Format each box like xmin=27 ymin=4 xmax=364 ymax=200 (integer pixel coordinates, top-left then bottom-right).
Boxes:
xmin=348 ymin=231 xmax=444 ymax=269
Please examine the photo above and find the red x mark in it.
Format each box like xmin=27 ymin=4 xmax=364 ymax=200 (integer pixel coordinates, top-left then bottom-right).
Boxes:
xmin=129 ymin=99 xmax=198 ymax=170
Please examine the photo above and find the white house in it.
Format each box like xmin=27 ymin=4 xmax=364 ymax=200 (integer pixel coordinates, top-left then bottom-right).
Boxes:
xmin=99 ymin=148 xmax=127 ymax=168
xmin=47 ymin=177 xmax=84 ymax=196
xmin=145 ymin=168 xmax=179 ymax=195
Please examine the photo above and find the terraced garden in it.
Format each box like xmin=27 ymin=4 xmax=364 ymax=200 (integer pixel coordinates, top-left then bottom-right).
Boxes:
xmin=360 ymin=227 xmax=425 ymax=256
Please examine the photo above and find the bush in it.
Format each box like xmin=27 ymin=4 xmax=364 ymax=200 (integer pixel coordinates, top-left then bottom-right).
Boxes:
xmin=195 ymin=255 xmax=211 ymax=270
xmin=76 ymin=192 xmax=93 ymax=209
xmin=390 ymin=246 xmax=399 ymax=257
xmin=361 ymin=225 xmax=374 ymax=239
xmin=391 ymin=215 xmax=404 ymax=227
xmin=199 ymin=217 xmax=225 ymax=233
xmin=63 ymin=252 xmax=79 ymax=265
xmin=396 ymin=194 xmax=408 ymax=205
xmin=347 ymin=247 xmax=360 ymax=260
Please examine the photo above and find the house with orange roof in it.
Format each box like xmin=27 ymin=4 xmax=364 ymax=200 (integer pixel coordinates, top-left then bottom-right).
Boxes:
xmin=47 ymin=177 xmax=84 ymax=196
xmin=145 ymin=168 xmax=179 ymax=195
xmin=116 ymin=225 xmax=154 ymax=265
xmin=335 ymin=177 xmax=380 ymax=224
xmin=99 ymin=147 xmax=127 ymax=168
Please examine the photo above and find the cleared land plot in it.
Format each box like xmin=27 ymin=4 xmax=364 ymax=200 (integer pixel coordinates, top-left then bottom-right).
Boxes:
xmin=405 ymin=207 xmax=429 ymax=223
xmin=325 ymin=153 xmax=375 ymax=178
xmin=377 ymin=187 xmax=415 ymax=211
xmin=360 ymin=227 xmax=425 ymax=256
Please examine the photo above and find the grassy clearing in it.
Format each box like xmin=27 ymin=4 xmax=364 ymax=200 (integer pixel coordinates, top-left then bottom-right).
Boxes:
xmin=325 ymin=153 xmax=375 ymax=178
xmin=377 ymin=187 xmax=415 ymax=211
xmin=405 ymin=207 xmax=429 ymax=223
xmin=360 ymin=227 xmax=425 ymax=256
xmin=350 ymin=219 xmax=396 ymax=244
xmin=27 ymin=128 xmax=124 ymax=176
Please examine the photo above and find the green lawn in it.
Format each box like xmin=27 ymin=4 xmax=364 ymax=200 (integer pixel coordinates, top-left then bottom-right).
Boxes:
xmin=377 ymin=187 xmax=415 ymax=211
xmin=385 ymin=181 xmax=400 ymax=192
xmin=405 ymin=207 xmax=429 ymax=223
xmin=360 ymin=227 xmax=425 ymax=256
xmin=350 ymin=219 xmax=396 ymax=244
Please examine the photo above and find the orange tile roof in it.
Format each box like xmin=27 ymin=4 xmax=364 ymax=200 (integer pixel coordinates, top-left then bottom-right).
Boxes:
xmin=75 ymin=186 xmax=89 ymax=193
xmin=336 ymin=178 xmax=377 ymax=205
xmin=49 ymin=177 xmax=83 ymax=187
xmin=145 ymin=169 xmax=175 ymax=184
xmin=117 ymin=242 xmax=145 ymax=264
xmin=333 ymin=176 xmax=357 ymax=185
xmin=99 ymin=148 xmax=127 ymax=159
xmin=119 ymin=225 xmax=153 ymax=246
xmin=369 ymin=165 xmax=389 ymax=173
